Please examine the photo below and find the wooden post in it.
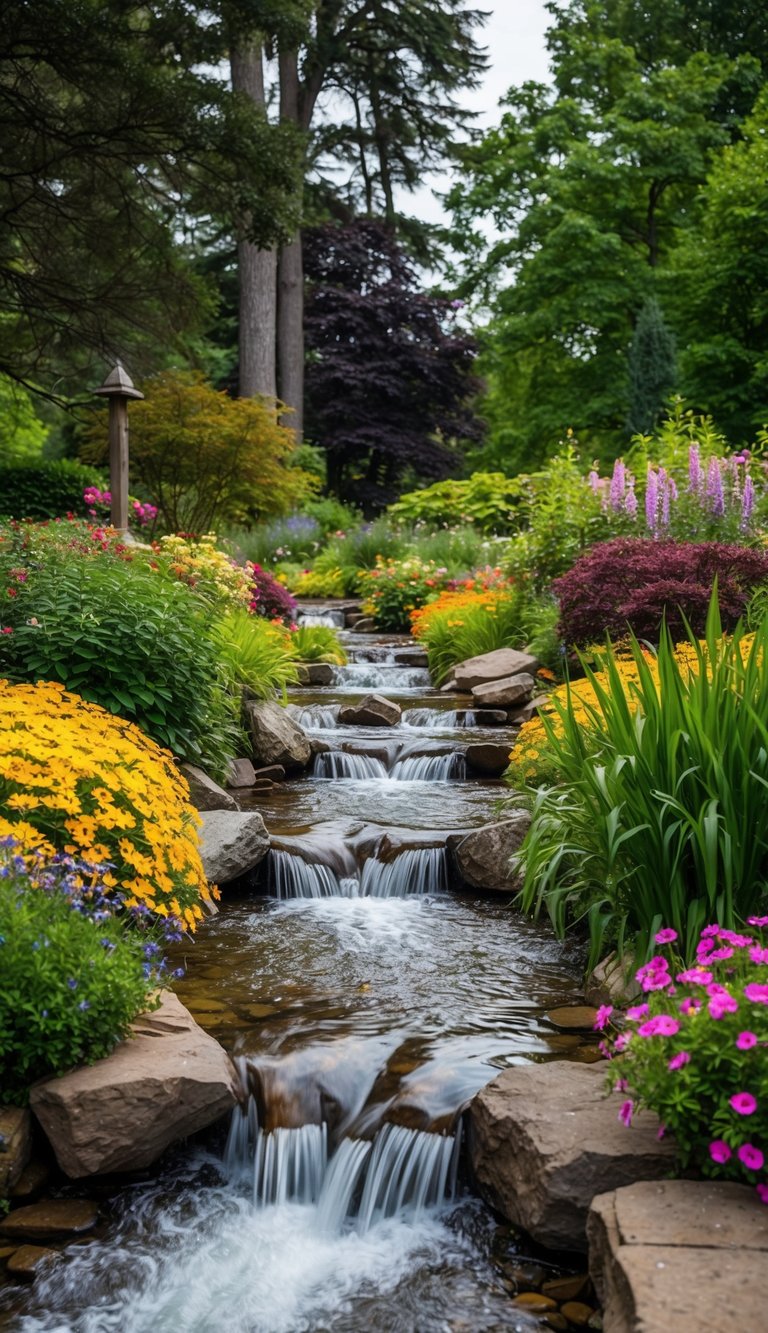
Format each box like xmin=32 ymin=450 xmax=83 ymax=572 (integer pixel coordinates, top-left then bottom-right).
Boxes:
xmin=92 ymin=362 xmax=144 ymax=533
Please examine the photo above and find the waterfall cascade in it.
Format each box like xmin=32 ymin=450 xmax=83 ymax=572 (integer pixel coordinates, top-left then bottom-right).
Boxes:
xmin=389 ymin=752 xmax=466 ymax=782
xmin=267 ymin=846 xmax=448 ymax=899
xmin=313 ymin=751 xmax=389 ymax=780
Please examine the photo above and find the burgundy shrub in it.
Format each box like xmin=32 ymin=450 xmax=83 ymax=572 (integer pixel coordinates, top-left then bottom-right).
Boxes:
xmin=553 ymin=538 xmax=768 ymax=645
xmin=250 ymin=564 xmax=297 ymax=625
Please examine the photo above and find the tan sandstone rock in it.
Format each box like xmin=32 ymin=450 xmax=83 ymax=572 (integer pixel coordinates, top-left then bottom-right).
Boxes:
xmin=448 ymin=815 xmax=531 ymax=892
xmin=588 ymin=1179 xmax=768 ymax=1333
xmin=454 ymin=648 xmax=539 ymax=691
xmin=469 ymin=1062 xmax=676 ymax=1250
xmin=338 ymin=693 xmax=402 ymax=726
xmin=178 ymin=763 xmax=239 ymax=812
xmin=246 ymin=699 xmax=312 ymax=771
xmin=471 ymin=673 xmax=536 ymax=709
xmin=30 ymin=991 xmax=239 ymax=1178
xmin=0 ymin=1106 xmax=31 ymax=1194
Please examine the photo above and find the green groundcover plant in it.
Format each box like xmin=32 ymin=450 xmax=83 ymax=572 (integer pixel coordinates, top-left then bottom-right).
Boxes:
xmin=0 ymin=842 xmax=182 ymax=1103
xmin=596 ymin=922 xmax=768 ymax=1206
xmin=290 ymin=624 xmax=347 ymax=665
xmin=517 ymin=596 xmax=768 ymax=970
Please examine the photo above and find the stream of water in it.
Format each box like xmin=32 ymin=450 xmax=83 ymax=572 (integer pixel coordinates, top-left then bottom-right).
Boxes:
xmin=3 ymin=606 xmax=591 ymax=1333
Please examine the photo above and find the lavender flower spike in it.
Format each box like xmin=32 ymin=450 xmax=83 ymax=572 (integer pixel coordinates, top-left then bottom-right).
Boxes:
xmin=688 ymin=443 xmax=703 ymax=495
xmin=742 ymin=474 xmax=756 ymax=529
xmin=609 ymin=460 xmax=626 ymax=512
xmin=706 ymin=456 xmax=725 ymax=517
xmin=645 ymin=465 xmax=660 ymax=534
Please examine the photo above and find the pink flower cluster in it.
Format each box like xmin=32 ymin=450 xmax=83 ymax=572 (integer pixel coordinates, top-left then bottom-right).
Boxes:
xmin=595 ymin=919 xmax=768 ymax=1204
xmin=83 ymin=487 xmax=157 ymax=528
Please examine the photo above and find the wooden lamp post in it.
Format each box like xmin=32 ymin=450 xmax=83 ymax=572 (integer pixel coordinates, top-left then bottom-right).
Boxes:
xmin=92 ymin=362 xmax=144 ymax=533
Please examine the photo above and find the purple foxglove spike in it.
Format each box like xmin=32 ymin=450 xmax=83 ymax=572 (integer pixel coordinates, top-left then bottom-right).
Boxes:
xmin=645 ymin=465 xmax=660 ymax=533
xmin=741 ymin=474 xmax=755 ymax=528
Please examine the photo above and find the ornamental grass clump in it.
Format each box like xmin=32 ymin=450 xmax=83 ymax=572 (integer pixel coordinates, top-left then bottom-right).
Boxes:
xmin=516 ymin=596 xmax=768 ymax=969
xmin=598 ymin=922 xmax=768 ymax=1204
xmin=0 ymin=841 xmax=184 ymax=1103
xmin=0 ymin=680 xmax=211 ymax=929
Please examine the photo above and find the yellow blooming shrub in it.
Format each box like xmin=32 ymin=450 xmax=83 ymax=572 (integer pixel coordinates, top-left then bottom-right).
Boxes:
xmin=0 ymin=680 xmax=212 ymax=929
xmin=155 ymin=533 xmax=252 ymax=611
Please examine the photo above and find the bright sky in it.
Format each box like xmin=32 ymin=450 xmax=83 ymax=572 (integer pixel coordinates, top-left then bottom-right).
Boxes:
xmin=406 ymin=0 xmax=552 ymax=226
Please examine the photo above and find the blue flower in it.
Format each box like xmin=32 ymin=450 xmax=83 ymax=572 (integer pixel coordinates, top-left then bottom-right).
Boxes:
xmin=67 ymin=977 xmax=78 ymax=990
xmin=77 ymin=1000 xmax=91 ymax=1012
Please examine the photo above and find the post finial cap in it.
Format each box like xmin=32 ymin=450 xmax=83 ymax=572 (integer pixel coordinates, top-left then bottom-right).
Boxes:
xmin=92 ymin=361 xmax=144 ymax=400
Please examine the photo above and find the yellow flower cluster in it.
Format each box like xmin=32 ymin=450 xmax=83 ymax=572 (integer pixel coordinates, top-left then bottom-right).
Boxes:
xmin=0 ymin=680 xmax=212 ymax=929
xmin=410 ymin=586 xmax=513 ymax=637
xmin=157 ymin=533 xmax=252 ymax=611
xmin=513 ymin=634 xmax=756 ymax=784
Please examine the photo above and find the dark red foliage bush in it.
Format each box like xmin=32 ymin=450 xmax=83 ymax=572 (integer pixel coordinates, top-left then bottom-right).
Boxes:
xmin=249 ymin=564 xmax=297 ymax=624
xmin=554 ymin=539 xmax=768 ymax=645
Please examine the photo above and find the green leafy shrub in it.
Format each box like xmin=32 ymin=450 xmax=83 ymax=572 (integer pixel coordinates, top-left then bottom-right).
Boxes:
xmin=0 ymin=846 xmax=178 ymax=1103
xmin=358 ymin=556 xmax=451 ymax=632
xmin=213 ymin=610 xmax=299 ymax=699
xmin=290 ymin=624 xmax=347 ymax=664
xmin=517 ymin=599 xmax=768 ymax=969
xmin=0 ymin=460 xmax=104 ymax=521
xmin=390 ymin=472 xmax=522 ymax=531
xmin=598 ymin=922 xmax=768 ymax=1205
xmin=0 ymin=543 xmax=237 ymax=776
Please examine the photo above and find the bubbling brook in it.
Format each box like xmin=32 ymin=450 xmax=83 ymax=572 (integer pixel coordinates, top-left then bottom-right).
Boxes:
xmin=3 ymin=606 xmax=598 ymax=1333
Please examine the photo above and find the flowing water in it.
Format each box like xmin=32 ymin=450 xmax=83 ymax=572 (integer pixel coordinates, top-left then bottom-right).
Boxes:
xmin=3 ymin=608 xmax=592 ymax=1333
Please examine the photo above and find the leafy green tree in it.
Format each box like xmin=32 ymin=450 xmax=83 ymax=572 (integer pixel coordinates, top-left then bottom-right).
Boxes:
xmin=450 ymin=0 xmax=762 ymax=470
xmin=627 ymin=297 xmax=677 ymax=435
xmin=669 ymin=88 xmax=768 ymax=441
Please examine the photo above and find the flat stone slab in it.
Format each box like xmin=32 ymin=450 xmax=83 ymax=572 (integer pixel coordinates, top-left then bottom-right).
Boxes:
xmin=0 ymin=1199 xmax=98 ymax=1242
xmin=546 ymin=1006 xmax=599 ymax=1032
xmin=454 ymin=648 xmax=539 ymax=691
xmin=469 ymin=1062 xmax=676 ymax=1251
xmin=589 ymin=1180 xmax=768 ymax=1332
xmin=472 ymin=673 xmax=536 ymax=709
xmin=6 ymin=1244 xmax=56 ymax=1281
xmin=31 ymin=991 xmax=238 ymax=1178
xmin=448 ymin=815 xmax=530 ymax=892
xmin=199 ymin=810 xmax=270 ymax=884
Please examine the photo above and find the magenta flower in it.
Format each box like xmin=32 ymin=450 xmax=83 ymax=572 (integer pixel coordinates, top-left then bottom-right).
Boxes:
xmin=749 ymin=946 xmax=768 ymax=965
xmin=744 ymin=983 xmax=768 ymax=1005
xmin=708 ymin=993 xmax=739 ymax=1020
xmin=614 ymin=1078 xmax=629 ymax=1092
xmin=709 ymin=946 xmax=734 ymax=962
xmin=638 ymin=1015 xmax=680 ymax=1038
xmin=738 ymin=1144 xmax=765 ymax=1172
xmin=757 ymin=1183 xmax=768 ymax=1205
xmin=594 ymin=1004 xmax=614 ymax=1031
xmin=655 ymin=927 xmax=678 ymax=945
xmin=730 ymin=1092 xmax=758 ymax=1116
xmin=709 ymin=1139 xmax=732 ymax=1164
xmin=613 ymin=1033 xmax=630 ymax=1052
xmin=667 ymin=1051 xmax=690 ymax=1071
xmin=677 ymin=968 xmax=713 ymax=984
xmin=618 ymin=1100 xmax=634 ymax=1127
xmin=747 ymin=916 xmax=768 ymax=928
xmin=679 ymin=997 xmax=702 ymax=1015
xmin=656 ymin=1123 xmax=666 ymax=1141
xmin=701 ymin=924 xmax=720 ymax=938
xmin=626 ymin=1003 xmax=649 ymax=1020
xmin=737 ymin=1031 xmax=758 ymax=1051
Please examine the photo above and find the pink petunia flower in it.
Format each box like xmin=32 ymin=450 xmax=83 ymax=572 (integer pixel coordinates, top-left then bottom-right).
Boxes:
xmin=747 ymin=916 xmax=768 ymax=928
xmin=679 ymin=997 xmax=702 ymax=1015
xmin=749 ymin=947 xmax=768 ymax=965
xmin=626 ymin=1003 xmax=649 ymax=1021
xmin=655 ymin=928 xmax=678 ymax=945
xmin=668 ymin=1051 xmax=690 ymax=1071
xmin=677 ymin=968 xmax=713 ymax=984
xmin=730 ymin=1092 xmax=758 ymax=1116
xmin=736 ymin=1031 xmax=758 ymax=1050
xmin=709 ymin=1140 xmax=732 ymax=1164
xmin=593 ymin=1004 xmax=613 ymax=1031
xmin=744 ymin=983 xmax=768 ymax=1005
xmin=638 ymin=1015 xmax=680 ymax=1038
xmin=738 ymin=1144 xmax=765 ymax=1172
xmin=709 ymin=993 xmax=739 ymax=1020
xmin=618 ymin=1100 xmax=633 ymax=1127
xmin=756 ymin=1183 xmax=768 ymax=1204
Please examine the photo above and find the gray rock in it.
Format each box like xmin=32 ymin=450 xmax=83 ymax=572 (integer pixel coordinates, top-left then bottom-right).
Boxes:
xmin=247 ymin=699 xmax=312 ymax=771
xmin=585 ymin=953 xmax=641 ymax=1007
xmin=179 ymin=763 xmax=238 ymax=812
xmin=464 ymin=742 xmax=513 ymax=777
xmin=469 ymin=1063 xmax=676 ymax=1251
xmin=454 ymin=648 xmax=539 ymax=691
xmin=509 ymin=694 xmax=551 ymax=725
xmin=253 ymin=765 xmax=286 ymax=782
xmin=0 ymin=1107 xmax=31 ymax=1194
xmin=471 ymin=673 xmax=536 ymax=709
xmin=227 ymin=757 xmax=257 ymax=788
xmin=30 ymin=992 xmax=239 ymax=1178
xmin=589 ymin=1180 xmax=768 ymax=1333
xmin=296 ymin=663 xmax=334 ymax=686
xmin=338 ymin=694 xmax=402 ymax=727
xmin=199 ymin=810 xmax=270 ymax=884
xmin=352 ymin=617 xmax=376 ymax=632
xmin=448 ymin=815 xmax=530 ymax=891
xmin=467 ymin=709 xmax=510 ymax=726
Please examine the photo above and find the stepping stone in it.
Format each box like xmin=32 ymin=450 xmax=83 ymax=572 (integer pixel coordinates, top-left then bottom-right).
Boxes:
xmin=546 ymin=1005 xmax=599 ymax=1032
xmin=0 ymin=1198 xmax=98 ymax=1242
xmin=6 ymin=1245 xmax=57 ymax=1281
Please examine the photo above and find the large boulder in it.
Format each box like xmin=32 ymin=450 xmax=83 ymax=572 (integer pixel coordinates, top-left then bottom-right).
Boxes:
xmin=454 ymin=648 xmax=539 ymax=692
xmin=469 ymin=1063 xmax=676 ymax=1251
xmin=338 ymin=694 xmax=402 ymax=727
xmin=246 ymin=700 xmax=311 ymax=771
xmin=296 ymin=663 xmax=334 ymax=686
xmin=30 ymin=992 xmax=239 ymax=1178
xmin=179 ymin=763 xmax=238 ymax=812
xmin=0 ymin=1107 xmax=31 ymax=1194
xmin=471 ymin=673 xmax=536 ymax=709
xmin=227 ymin=757 xmax=257 ymax=788
xmin=199 ymin=810 xmax=270 ymax=885
xmin=448 ymin=815 xmax=530 ymax=891
xmin=464 ymin=742 xmax=513 ymax=777
xmin=589 ymin=1180 xmax=768 ymax=1333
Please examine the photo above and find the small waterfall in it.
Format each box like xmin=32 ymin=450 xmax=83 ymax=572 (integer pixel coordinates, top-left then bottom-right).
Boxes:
xmin=331 ymin=664 xmax=431 ymax=690
xmin=360 ymin=847 xmax=447 ymax=898
xmin=254 ymin=1123 xmax=329 ymax=1206
xmin=402 ymin=708 xmax=477 ymax=728
xmin=226 ymin=1105 xmax=461 ymax=1232
xmin=269 ymin=850 xmax=349 ymax=899
xmin=313 ymin=751 xmax=389 ymax=780
xmin=286 ymin=704 xmax=340 ymax=729
xmin=298 ymin=610 xmax=346 ymax=628
xmin=389 ymin=753 xmax=466 ymax=782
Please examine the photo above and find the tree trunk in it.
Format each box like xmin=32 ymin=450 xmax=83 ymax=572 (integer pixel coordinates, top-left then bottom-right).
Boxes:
xmin=277 ymin=48 xmax=305 ymax=438
xmin=230 ymin=41 xmax=277 ymax=399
